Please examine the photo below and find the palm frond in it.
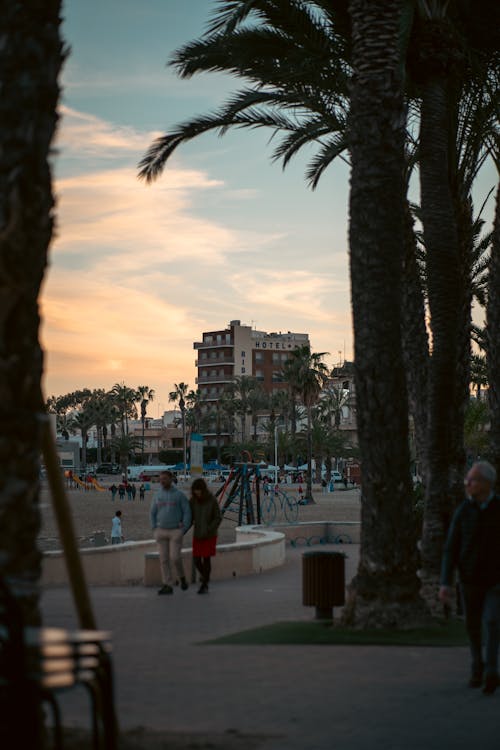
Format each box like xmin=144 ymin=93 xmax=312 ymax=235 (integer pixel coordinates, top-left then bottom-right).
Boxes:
xmin=305 ymin=134 xmax=349 ymax=189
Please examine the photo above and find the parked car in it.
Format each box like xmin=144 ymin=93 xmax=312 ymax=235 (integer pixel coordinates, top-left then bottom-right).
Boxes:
xmin=330 ymin=471 xmax=343 ymax=482
xmin=96 ymin=464 xmax=120 ymax=475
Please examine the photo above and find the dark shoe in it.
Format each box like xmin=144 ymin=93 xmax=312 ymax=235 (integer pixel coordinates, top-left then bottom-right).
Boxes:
xmin=483 ymin=675 xmax=499 ymax=695
xmin=197 ymin=583 xmax=208 ymax=595
xmin=158 ymin=584 xmax=173 ymax=595
xmin=180 ymin=577 xmax=189 ymax=591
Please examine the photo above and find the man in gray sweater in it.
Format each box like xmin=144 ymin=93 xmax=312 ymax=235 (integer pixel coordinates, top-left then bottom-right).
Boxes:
xmin=150 ymin=470 xmax=192 ymax=595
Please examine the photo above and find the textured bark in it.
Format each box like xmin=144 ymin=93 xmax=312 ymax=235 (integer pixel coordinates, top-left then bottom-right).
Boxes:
xmin=0 ymin=2 xmax=64 ymax=625
xmin=418 ymin=73 xmax=462 ymax=604
xmin=487 ymin=182 xmax=500 ymax=484
xmin=344 ymin=0 xmax=426 ymax=627
xmin=401 ymin=201 xmax=429 ymax=484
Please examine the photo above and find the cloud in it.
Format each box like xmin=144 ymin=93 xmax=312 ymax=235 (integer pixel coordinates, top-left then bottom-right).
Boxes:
xmin=41 ymin=104 xmax=354 ymax=407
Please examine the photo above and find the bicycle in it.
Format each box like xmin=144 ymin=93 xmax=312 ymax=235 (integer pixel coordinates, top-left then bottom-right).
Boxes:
xmin=261 ymin=486 xmax=298 ymax=524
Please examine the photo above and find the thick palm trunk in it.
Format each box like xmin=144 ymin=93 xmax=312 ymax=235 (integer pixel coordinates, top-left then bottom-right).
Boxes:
xmin=487 ymin=181 xmax=500 ymax=483
xmin=0 ymin=1 xmax=64 ymax=627
xmin=343 ymin=0 xmax=426 ymax=627
xmin=401 ymin=201 xmax=429 ymax=483
xmin=305 ymin=406 xmax=314 ymax=502
xmin=418 ymin=75 xmax=462 ymax=609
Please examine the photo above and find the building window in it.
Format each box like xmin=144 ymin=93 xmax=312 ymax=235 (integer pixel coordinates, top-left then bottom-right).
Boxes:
xmin=204 ymin=335 xmax=213 ymax=344
xmin=272 ymin=353 xmax=280 ymax=363
xmin=256 ymin=370 xmax=264 ymax=381
xmin=255 ymin=352 xmax=263 ymax=362
xmin=272 ymin=371 xmax=284 ymax=383
xmin=241 ymin=367 xmax=246 ymax=374
xmin=241 ymin=350 xmax=246 ymax=357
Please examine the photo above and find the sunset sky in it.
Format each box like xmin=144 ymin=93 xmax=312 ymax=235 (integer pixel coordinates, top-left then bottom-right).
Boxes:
xmin=41 ymin=0 xmax=495 ymax=414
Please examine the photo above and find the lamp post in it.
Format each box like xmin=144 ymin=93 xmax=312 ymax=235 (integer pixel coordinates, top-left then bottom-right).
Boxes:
xmin=274 ymin=424 xmax=278 ymax=485
xmin=179 ymin=395 xmax=187 ymax=479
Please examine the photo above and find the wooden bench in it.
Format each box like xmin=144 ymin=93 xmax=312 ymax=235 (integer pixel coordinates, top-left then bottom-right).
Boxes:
xmin=0 ymin=576 xmax=118 ymax=749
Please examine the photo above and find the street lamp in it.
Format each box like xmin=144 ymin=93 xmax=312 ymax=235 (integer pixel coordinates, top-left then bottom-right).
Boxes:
xmin=274 ymin=424 xmax=278 ymax=485
xmin=179 ymin=395 xmax=187 ymax=479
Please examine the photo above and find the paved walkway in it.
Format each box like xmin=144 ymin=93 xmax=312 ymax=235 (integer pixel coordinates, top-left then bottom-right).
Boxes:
xmin=41 ymin=544 xmax=499 ymax=750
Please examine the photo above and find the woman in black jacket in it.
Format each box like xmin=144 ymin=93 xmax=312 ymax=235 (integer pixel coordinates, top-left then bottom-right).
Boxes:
xmin=190 ymin=478 xmax=222 ymax=594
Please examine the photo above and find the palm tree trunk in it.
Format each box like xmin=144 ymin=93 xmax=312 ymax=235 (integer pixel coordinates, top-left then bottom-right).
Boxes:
xmin=418 ymin=74 xmax=462 ymax=610
xmin=305 ymin=406 xmax=314 ymax=502
xmin=0 ymin=1 xmax=64 ymax=636
xmin=343 ymin=0 xmax=426 ymax=627
xmin=487 ymin=180 xmax=500 ymax=484
xmin=401 ymin=201 xmax=429 ymax=484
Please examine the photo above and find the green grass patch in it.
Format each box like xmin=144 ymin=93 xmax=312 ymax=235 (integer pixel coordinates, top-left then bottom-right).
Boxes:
xmin=204 ymin=619 xmax=468 ymax=646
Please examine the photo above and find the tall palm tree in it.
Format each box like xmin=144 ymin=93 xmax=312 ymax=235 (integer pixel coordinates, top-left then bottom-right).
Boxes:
xmin=226 ymin=375 xmax=264 ymax=443
xmin=283 ymin=345 xmax=328 ymax=502
xmin=487 ymin=164 xmax=500 ymax=486
xmin=343 ymin=0 xmax=427 ymax=626
xmin=111 ymin=382 xmax=138 ymax=435
xmin=69 ymin=409 xmax=94 ymax=474
xmin=137 ymin=0 xmax=498 ymax=622
xmin=136 ymin=385 xmax=155 ymax=461
xmin=110 ymin=433 xmax=142 ymax=478
xmin=169 ymin=382 xmax=190 ymax=472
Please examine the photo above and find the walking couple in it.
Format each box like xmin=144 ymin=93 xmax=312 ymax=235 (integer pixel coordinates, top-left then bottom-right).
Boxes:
xmin=150 ymin=471 xmax=222 ymax=595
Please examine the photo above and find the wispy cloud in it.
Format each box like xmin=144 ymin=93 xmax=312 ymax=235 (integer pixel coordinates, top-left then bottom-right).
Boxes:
xmin=42 ymin=105 xmax=302 ymax=401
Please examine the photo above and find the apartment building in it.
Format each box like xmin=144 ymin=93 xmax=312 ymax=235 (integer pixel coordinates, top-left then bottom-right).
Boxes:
xmin=194 ymin=320 xmax=310 ymax=445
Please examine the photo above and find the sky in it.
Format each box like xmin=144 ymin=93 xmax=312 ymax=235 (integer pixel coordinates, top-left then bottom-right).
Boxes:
xmin=40 ymin=0 xmax=495 ymax=414
xmin=40 ymin=0 xmax=353 ymax=413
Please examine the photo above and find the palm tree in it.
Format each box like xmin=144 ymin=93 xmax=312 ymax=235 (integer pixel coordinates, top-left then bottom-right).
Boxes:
xmin=169 ymin=382 xmax=190 ymax=472
xmin=343 ymin=0 xmax=427 ymax=626
xmin=283 ymin=346 xmax=328 ymax=502
xmin=138 ymin=1 xmax=351 ymax=188
xmin=69 ymin=409 xmax=94 ymax=474
xmin=136 ymin=385 xmax=155 ymax=461
xmin=110 ymin=433 xmax=142 ymax=478
xmin=487 ymin=167 xmax=500 ymax=486
xmin=111 ymin=382 xmax=138 ymax=435
xmin=137 ymin=0 xmax=498 ymax=622
xmin=226 ymin=375 xmax=264 ymax=443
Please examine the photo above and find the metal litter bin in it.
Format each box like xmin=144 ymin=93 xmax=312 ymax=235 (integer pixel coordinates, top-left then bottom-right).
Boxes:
xmin=302 ymin=550 xmax=345 ymax=620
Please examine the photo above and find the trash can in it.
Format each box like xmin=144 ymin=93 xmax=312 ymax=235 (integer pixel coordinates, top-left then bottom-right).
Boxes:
xmin=302 ymin=550 xmax=345 ymax=620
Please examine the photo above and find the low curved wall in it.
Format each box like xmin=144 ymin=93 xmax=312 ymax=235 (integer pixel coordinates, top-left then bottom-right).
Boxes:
xmin=42 ymin=526 xmax=286 ymax=587
xmin=41 ymin=520 xmax=360 ymax=587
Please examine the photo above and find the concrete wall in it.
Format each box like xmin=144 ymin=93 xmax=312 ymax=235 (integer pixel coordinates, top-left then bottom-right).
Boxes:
xmin=41 ymin=521 xmax=360 ymax=587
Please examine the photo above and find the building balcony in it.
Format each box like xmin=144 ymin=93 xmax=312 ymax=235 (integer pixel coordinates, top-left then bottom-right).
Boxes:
xmin=193 ymin=341 xmax=234 ymax=350
xmin=196 ymin=375 xmax=234 ymax=385
xmin=194 ymin=357 xmax=235 ymax=367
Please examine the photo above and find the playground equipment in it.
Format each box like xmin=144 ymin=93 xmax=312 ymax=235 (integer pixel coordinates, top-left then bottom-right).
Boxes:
xmin=90 ymin=477 xmax=106 ymax=491
xmin=215 ymin=452 xmax=263 ymax=525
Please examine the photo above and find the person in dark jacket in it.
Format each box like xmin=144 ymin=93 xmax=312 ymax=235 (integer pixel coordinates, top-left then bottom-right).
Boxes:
xmin=190 ymin=478 xmax=222 ymax=594
xmin=439 ymin=460 xmax=500 ymax=694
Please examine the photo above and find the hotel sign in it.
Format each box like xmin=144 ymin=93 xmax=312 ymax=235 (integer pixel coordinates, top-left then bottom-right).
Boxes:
xmin=254 ymin=340 xmax=299 ymax=349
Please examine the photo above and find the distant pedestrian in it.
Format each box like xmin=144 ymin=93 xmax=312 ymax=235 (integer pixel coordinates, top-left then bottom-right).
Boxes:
xmin=118 ymin=484 xmax=125 ymax=501
xmin=150 ymin=470 xmax=191 ymax=595
xmin=342 ymin=471 xmax=348 ymax=489
xmin=139 ymin=483 xmax=145 ymax=501
xmin=329 ymin=478 xmax=335 ymax=493
xmin=439 ymin=461 xmax=500 ymax=695
xmin=126 ymin=484 xmax=133 ymax=501
xmin=190 ymin=478 xmax=222 ymax=594
xmin=132 ymin=484 xmax=137 ymax=500
xmin=111 ymin=510 xmax=124 ymax=544
xmin=321 ymin=478 xmax=327 ymax=494
xmin=109 ymin=483 xmax=117 ymax=501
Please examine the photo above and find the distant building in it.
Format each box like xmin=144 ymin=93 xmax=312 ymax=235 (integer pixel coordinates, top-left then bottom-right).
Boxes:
xmin=194 ymin=320 xmax=310 ymax=446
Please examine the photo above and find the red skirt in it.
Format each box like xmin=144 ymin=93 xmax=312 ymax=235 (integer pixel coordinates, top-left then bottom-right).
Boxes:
xmin=192 ymin=536 xmax=217 ymax=557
